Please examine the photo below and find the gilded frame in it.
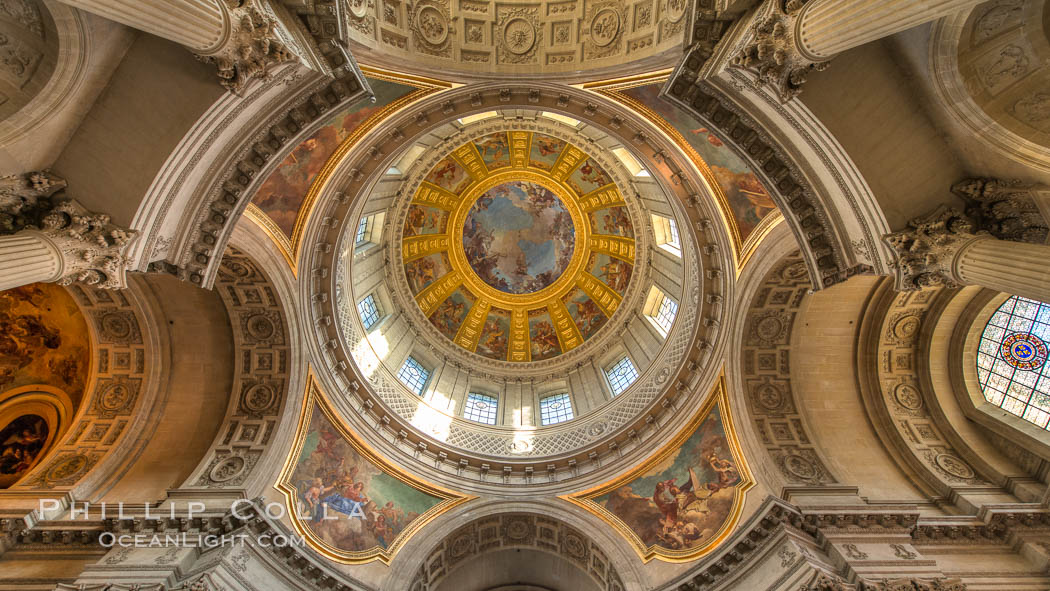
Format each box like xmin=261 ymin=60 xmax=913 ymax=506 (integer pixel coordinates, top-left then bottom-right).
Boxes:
xmin=275 ymin=371 xmax=475 ymax=564
xmin=560 ymin=373 xmax=754 ymax=563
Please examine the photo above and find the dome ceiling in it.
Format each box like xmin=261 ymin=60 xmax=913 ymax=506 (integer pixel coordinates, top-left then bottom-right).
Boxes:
xmin=401 ymin=131 xmax=636 ymax=362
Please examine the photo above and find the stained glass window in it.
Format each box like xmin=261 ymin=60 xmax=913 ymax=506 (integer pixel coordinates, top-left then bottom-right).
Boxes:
xmin=539 ymin=393 xmax=574 ymax=425
xmin=607 ymin=356 xmax=639 ymax=396
xmin=355 ymin=217 xmax=368 ymax=243
xmin=464 ymin=392 xmax=498 ymax=425
xmin=977 ymin=296 xmax=1050 ymax=429
xmin=357 ymin=294 xmax=380 ymax=330
xmin=397 ymin=356 xmax=430 ymax=396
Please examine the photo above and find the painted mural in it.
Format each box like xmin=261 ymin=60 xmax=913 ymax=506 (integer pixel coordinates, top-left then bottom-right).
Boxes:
xmin=618 ymin=84 xmax=777 ymax=243
xmin=566 ymin=384 xmax=752 ymax=562
xmin=563 ymin=288 xmax=607 ymax=340
xmin=528 ymin=133 xmax=566 ymax=171
xmin=528 ymin=309 xmax=560 ymax=360
xmin=0 ymin=283 xmax=89 ymax=399
xmin=404 ymin=253 xmax=449 ymax=294
xmin=589 ymin=253 xmax=632 ymax=294
xmin=461 ymin=181 xmax=575 ymax=294
xmin=252 ymin=78 xmax=417 ymax=238
xmin=475 ymin=308 xmax=510 ymax=360
xmin=0 ymin=414 xmax=48 ymax=487
xmin=425 ymin=156 xmax=471 ymax=193
xmin=429 ymin=287 xmax=473 ymax=341
xmin=568 ymin=158 xmax=612 ymax=195
xmin=284 ymin=392 xmax=471 ymax=562
xmin=474 ymin=132 xmax=511 ymax=170
xmin=590 ymin=206 xmax=634 ymax=238
xmin=404 ymin=204 xmax=448 ymax=236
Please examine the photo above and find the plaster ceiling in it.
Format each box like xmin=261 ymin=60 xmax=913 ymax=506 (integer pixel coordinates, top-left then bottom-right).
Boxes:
xmin=401 ymin=132 xmax=636 ymax=362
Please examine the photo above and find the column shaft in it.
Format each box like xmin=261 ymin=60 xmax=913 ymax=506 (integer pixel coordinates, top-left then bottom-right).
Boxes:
xmin=955 ymin=238 xmax=1050 ymax=303
xmin=796 ymin=0 xmax=983 ymax=59
xmin=0 ymin=233 xmax=62 ymax=292
xmin=53 ymin=0 xmax=227 ymax=52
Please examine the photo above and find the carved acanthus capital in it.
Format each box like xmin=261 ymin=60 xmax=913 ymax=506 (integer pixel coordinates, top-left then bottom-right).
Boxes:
xmin=39 ymin=201 xmax=137 ymax=290
xmin=883 ymin=206 xmax=985 ymax=291
xmin=195 ymin=0 xmax=298 ymax=94
xmin=952 ymin=177 xmax=1049 ymax=245
xmin=732 ymin=0 xmax=829 ymax=101
xmin=0 ymin=170 xmax=67 ymax=234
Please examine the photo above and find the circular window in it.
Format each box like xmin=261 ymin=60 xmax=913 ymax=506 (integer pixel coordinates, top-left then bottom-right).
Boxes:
xmin=977 ymin=296 xmax=1050 ymax=428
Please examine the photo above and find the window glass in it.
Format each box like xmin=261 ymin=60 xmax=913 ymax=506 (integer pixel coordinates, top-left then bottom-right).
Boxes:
xmin=397 ymin=356 xmax=430 ymax=395
xmin=977 ymin=296 xmax=1050 ymax=429
xmin=539 ymin=393 xmax=574 ymax=425
xmin=464 ymin=392 xmax=498 ymax=425
xmin=607 ymin=356 xmax=639 ymax=396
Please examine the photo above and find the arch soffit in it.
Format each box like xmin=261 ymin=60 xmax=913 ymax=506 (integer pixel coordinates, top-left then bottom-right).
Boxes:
xmin=665 ymin=48 xmax=892 ymax=289
xmin=295 ymin=83 xmax=737 ymax=492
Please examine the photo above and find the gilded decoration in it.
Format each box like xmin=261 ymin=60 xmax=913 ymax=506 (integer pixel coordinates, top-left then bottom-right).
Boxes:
xmin=401 ymin=133 xmax=637 ymax=362
xmin=562 ymin=375 xmax=754 ymax=562
xmin=277 ymin=374 xmax=474 ymax=564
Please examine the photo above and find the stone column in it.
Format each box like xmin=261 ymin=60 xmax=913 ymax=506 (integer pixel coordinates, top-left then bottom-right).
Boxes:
xmin=884 ymin=206 xmax=1050 ymax=303
xmin=733 ymin=0 xmax=983 ymax=100
xmin=794 ymin=0 xmax=985 ymax=60
xmin=0 ymin=172 xmax=135 ymax=291
xmin=53 ymin=0 xmax=296 ymax=92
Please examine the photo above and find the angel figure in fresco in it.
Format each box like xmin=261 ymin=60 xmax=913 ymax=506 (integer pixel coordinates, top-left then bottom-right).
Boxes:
xmin=705 ymin=453 xmax=739 ymax=493
xmin=479 ymin=320 xmax=507 ymax=353
xmin=598 ymin=259 xmax=631 ymax=293
xmin=477 ymin=135 xmax=509 ymax=162
xmin=531 ymin=321 xmax=559 ymax=357
xmin=429 ymin=159 xmax=460 ymax=189
xmin=407 ymin=257 xmax=438 ymax=292
xmin=535 ymin=136 xmax=562 ymax=157
xmin=577 ymin=161 xmax=609 ymax=187
xmin=602 ymin=210 xmax=632 ymax=237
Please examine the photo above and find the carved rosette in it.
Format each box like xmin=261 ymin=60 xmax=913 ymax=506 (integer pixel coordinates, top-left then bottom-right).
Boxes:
xmin=410 ymin=0 xmax=453 ymax=57
xmin=39 ymin=201 xmax=137 ymax=290
xmin=883 ymin=206 xmax=985 ymax=291
xmin=584 ymin=2 xmax=625 ymax=60
xmin=195 ymin=0 xmax=298 ymax=94
xmin=732 ymin=0 xmax=829 ymax=102
xmin=496 ymin=7 xmax=541 ymax=64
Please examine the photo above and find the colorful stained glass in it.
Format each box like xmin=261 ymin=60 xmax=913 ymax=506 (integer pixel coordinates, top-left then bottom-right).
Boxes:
xmin=977 ymin=296 xmax=1050 ymax=429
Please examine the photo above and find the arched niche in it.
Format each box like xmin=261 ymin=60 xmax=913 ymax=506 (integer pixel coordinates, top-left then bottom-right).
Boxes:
xmin=0 ymin=384 xmax=72 ymax=488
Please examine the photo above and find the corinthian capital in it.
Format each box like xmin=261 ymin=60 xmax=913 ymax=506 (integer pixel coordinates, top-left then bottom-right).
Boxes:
xmin=39 ymin=201 xmax=137 ymax=290
xmin=883 ymin=206 xmax=984 ymax=291
xmin=195 ymin=0 xmax=298 ymax=94
xmin=732 ymin=0 xmax=829 ymax=102
xmin=0 ymin=170 xmax=67 ymax=233
xmin=952 ymin=177 xmax=1049 ymax=245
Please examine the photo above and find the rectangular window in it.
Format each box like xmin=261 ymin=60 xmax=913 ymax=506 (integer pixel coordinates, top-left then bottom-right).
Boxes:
xmin=606 ymin=356 xmax=639 ymax=396
xmin=654 ymin=295 xmax=678 ymax=334
xmin=539 ymin=393 xmax=574 ymax=425
xmin=397 ymin=356 xmax=430 ymax=396
xmin=357 ymin=294 xmax=380 ymax=330
xmin=463 ymin=392 xmax=498 ymax=425
xmin=652 ymin=215 xmax=681 ymax=257
xmin=355 ymin=217 xmax=368 ymax=244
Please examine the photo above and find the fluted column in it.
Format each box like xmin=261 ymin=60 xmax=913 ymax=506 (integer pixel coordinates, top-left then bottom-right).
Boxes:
xmin=954 ymin=238 xmax=1050 ymax=303
xmin=884 ymin=205 xmax=1050 ymax=302
xmin=0 ymin=232 xmax=63 ymax=291
xmin=795 ymin=0 xmax=985 ymax=60
xmin=53 ymin=0 xmax=297 ymax=93
xmin=52 ymin=0 xmax=228 ymax=52
xmin=0 ymin=172 xmax=135 ymax=292
xmin=732 ymin=0 xmax=983 ymax=100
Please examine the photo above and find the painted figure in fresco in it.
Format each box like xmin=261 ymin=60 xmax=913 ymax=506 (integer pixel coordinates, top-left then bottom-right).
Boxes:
xmin=406 ymin=257 xmax=438 ymax=293
xmin=576 ymin=160 xmax=609 ymax=188
xmin=568 ymin=296 xmax=605 ymax=338
xmin=597 ymin=258 xmax=632 ymax=293
xmin=530 ymin=320 xmax=559 ymax=358
xmin=431 ymin=297 xmax=467 ymax=337
xmin=601 ymin=209 xmax=633 ymax=237
xmin=535 ymin=136 xmax=562 ymax=158
xmin=477 ymin=317 xmax=508 ymax=358
xmin=705 ymin=453 xmax=739 ymax=493
xmin=477 ymin=134 xmax=509 ymax=164
xmin=428 ymin=159 xmax=462 ymax=190
xmin=0 ymin=415 xmax=47 ymax=477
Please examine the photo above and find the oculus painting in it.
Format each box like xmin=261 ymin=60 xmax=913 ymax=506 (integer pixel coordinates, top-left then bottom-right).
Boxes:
xmin=279 ymin=380 xmax=473 ymax=563
xmin=462 ymin=180 xmax=575 ymax=294
xmin=563 ymin=376 xmax=753 ymax=562
xmin=0 ymin=414 xmax=49 ymax=488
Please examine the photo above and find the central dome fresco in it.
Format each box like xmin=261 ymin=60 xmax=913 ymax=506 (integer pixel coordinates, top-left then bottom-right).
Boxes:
xmin=401 ymin=131 xmax=637 ymax=362
xmin=462 ymin=180 xmax=574 ymax=294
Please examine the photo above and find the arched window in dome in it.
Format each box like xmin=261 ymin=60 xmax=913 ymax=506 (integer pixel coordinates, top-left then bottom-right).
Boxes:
xmin=463 ymin=392 xmax=498 ymax=425
xmin=397 ymin=356 xmax=430 ymax=396
xmin=606 ymin=355 xmax=639 ymax=397
xmin=539 ymin=393 xmax=574 ymax=426
xmin=354 ymin=211 xmax=385 ymax=251
xmin=977 ymin=296 xmax=1050 ymax=429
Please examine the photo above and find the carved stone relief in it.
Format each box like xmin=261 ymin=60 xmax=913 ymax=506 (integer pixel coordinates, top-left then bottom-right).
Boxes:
xmin=189 ymin=247 xmax=290 ymax=489
xmin=742 ymin=253 xmax=837 ymax=486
